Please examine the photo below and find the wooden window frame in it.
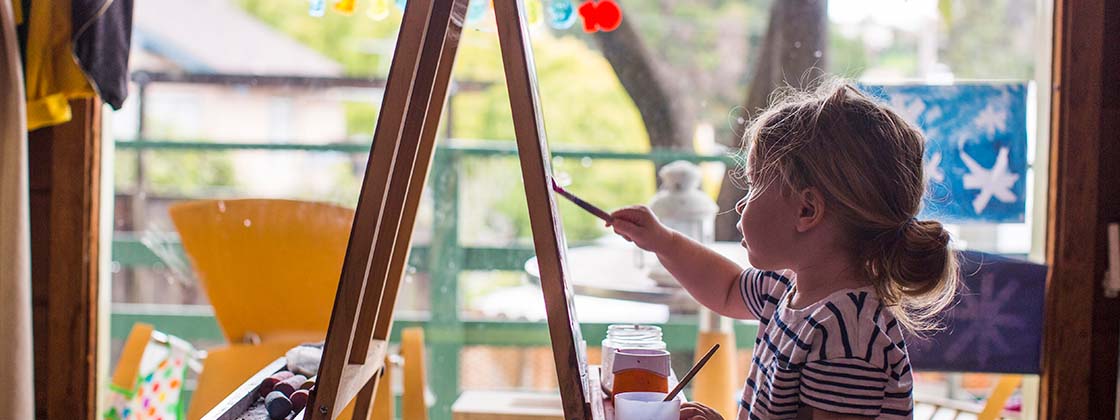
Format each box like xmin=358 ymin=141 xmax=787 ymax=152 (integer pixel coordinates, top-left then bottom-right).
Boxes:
xmin=30 ymin=0 xmax=1119 ymax=418
xmin=1040 ymin=0 xmax=1119 ymax=418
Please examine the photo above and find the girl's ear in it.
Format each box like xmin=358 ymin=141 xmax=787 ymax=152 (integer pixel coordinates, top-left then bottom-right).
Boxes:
xmin=795 ymin=187 xmax=826 ymax=233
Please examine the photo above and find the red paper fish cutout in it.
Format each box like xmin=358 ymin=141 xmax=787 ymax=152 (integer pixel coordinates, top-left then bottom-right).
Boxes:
xmin=578 ymin=0 xmax=622 ymax=33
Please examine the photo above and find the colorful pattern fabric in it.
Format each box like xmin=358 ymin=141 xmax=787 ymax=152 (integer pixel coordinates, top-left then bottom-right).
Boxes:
xmin=104 ymin=337 xmax=194 ymax=420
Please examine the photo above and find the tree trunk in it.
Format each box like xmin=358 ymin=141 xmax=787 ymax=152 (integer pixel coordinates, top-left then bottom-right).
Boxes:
xmin=714 ymin=0 xmax=828 ymax=241
xmin=591 ymin=6 xmax=694 ymax=154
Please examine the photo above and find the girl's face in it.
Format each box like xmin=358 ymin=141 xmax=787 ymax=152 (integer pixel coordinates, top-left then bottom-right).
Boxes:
xmin=736 ymin=179 xmax=800 ymax=271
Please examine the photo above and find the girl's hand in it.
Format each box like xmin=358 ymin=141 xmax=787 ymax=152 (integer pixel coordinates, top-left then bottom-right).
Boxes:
xmin=607 ymin=205 xmax=675 ymax=253
xmin=679 ymin=401 xmax=724 ymax=420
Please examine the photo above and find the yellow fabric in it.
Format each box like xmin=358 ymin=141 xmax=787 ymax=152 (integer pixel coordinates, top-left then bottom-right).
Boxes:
xmin=20 ymin=0 xmax=96 ymax=131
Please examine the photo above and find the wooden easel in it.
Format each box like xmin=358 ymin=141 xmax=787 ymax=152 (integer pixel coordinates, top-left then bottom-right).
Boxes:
xmin=306 ymin=1 xmax=595 ymax=419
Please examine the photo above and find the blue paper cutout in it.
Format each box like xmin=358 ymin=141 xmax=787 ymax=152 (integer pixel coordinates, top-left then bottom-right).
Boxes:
xmin=863 ymin=84 xmax=1029 ymax=224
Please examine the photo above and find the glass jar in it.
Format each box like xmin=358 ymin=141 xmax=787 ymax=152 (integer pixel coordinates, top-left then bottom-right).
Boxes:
xmin=601 ymin=324 xmax=666 ymax=392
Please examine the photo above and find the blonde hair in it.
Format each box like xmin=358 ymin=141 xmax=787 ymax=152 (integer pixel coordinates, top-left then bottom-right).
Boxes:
xmin=741 ymin=78 xmax=959 ymax=333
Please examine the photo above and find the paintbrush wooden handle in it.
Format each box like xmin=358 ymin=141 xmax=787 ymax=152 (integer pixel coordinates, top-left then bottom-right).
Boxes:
xmin=664 ymin=344 xmax=720 ymax=401
xmin=551 ymin=178 xmax=614 ymax=222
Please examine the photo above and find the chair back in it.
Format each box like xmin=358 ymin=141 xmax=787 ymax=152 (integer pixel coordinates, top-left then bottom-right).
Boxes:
xmin=908 ymin=250 xmax=1047 ymax=374
xmin=169 ymin=199 xmax=353 ymax=343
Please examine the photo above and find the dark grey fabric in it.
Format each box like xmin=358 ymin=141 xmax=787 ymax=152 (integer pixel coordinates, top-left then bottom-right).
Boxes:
xmin=72 ymin=0 xmax=133 ymax=109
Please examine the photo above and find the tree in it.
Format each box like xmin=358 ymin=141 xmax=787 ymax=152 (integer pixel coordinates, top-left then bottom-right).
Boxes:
xmin=589 ymin=10 xmax=691 ymax=153
xmin=715 ymin=0 xmax=827 ymax=240
xmin=588 ymin=0 xmax=828 ymax=240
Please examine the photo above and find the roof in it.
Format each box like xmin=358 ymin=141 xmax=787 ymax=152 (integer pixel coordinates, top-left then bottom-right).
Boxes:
xmin=133 ymin=0 xmax=344 ymax=76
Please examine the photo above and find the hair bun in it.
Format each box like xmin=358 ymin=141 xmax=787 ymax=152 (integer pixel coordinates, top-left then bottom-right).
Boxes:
xmin=864 ymin=219 xmax=958 ymax=332
xmin=873 ymin=219 xmax=950 ymax=291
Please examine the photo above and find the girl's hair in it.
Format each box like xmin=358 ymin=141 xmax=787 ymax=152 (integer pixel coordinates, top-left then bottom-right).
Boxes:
xmin=741 ymin=78 xmax=959 ymax=333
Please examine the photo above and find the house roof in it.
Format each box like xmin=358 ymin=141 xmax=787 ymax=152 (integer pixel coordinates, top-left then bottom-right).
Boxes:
xmin=134 ymin=0 xmax=344 ymax=76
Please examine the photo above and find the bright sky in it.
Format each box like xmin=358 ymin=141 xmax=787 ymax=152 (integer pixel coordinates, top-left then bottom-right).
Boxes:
xmin=829 ymin=0 xmax=939 ymax=27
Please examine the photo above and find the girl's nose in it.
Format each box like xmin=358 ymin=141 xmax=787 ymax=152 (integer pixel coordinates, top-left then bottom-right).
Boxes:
xmin=734 ymin=198 xmax=747 ymax=214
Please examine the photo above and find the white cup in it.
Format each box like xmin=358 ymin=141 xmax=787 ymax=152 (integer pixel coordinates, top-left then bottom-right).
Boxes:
xmin=614 ymin=392 xmax=680 ymax=420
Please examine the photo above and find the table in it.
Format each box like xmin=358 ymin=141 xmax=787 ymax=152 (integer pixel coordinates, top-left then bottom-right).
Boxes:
xmin=525 ymin=240 xmax=748 ymax=416
xmin=523 ymin=240 xmax=750 ymax=311
xmin=451 ymin=365 xmax=683 ymax=420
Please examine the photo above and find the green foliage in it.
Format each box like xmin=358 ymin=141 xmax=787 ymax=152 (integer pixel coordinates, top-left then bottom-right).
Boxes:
xmin=940 ymin=0 xmax=1036 ymax=79
xmin=235 ymin=2 xmax=656 ymax=243
xmin=450 ymin=30 xmax=655 ymax=243
xmin=144 ymin=151 xmax=237 ymax=195
xmin=828 ymin=27 xmax=869 ymax=77
xmin=618 ymin=1 xmax=772 ymax=128
xmin=344 ymin=101 xmax=379 ymax=137
xmin=115 ymin=123 xmax=238 ymax=197
xmin=238 ymin=0 xmax=402 ymax=75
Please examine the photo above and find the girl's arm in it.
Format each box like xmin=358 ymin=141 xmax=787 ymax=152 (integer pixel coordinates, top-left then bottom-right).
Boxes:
xmin=608 ymin=206 xmax=751 ymax=319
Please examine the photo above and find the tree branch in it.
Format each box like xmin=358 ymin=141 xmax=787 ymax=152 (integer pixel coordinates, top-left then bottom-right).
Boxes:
xmin=591 ymin=6 xmax=693 ymax=151
xmin=714 ymin=0 xmax=828 ymax=241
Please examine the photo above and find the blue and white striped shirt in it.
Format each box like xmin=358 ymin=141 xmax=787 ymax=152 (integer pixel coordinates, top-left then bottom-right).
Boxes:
xmin=737 ymin=269 xmax=914 ymax=419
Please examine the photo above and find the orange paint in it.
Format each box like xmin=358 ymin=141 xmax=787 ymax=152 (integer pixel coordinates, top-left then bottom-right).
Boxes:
xmin=612 ymin=369 xmax=668 ymax=394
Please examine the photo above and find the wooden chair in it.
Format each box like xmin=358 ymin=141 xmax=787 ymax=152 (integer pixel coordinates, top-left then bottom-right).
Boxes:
xmin=172 ymin=199 xmax=436 ymax=420
xmin=915 ymin=375 xmax=1023 ymax=419
xmin=908 ymin=251 xmax=1047 ymax=420
xmin=169 ymin=198 xmax=357 ymax=419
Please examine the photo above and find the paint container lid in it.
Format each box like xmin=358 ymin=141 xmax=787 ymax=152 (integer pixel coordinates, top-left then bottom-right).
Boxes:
xmin=611 ymin=349 xmax=670 ymax=377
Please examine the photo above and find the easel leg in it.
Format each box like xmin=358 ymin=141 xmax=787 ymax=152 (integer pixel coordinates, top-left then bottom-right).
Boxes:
xmin=351 ymin=373 xmax=377 ymax=420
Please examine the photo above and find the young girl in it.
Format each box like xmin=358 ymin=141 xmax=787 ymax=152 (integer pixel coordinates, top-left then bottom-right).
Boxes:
xmin=608 ymin=80 xmax=958 ymax=420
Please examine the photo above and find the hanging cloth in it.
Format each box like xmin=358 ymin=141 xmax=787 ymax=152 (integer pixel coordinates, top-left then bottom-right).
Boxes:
xmin=18 ymin=0 xmax=96 ymax=130
xmin=0 ymin=0 xmax=34 ymax=418
xmin=72 ymin=0 xmax=133 ymax=109
xmin=103 ymin=325 xmax=196 ymax=420
xmin=17 ymin=0 xmax=133 ymax=130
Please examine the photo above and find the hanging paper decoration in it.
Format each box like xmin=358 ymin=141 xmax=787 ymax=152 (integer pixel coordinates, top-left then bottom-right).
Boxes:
xmin=862 ymin=83 xmax=1029 ymax=223
xmin=465 ymin=0 xmax=489 ymax=24
xmin=578 ymin=0 xmax=622 ymax=33
xmin=546 ymin=0 xmax=577 ymax=30
xmin=309 ymin=0 xmax=327 ymax=17
xmin=367 ymin=0 xmax=391 ymax=20
xmin=103 ymin=338 xmax=194 ymax=420
xmin=526 ymin=0 xmax=543 ymax=25
xmin=333 ymin=0 xmax=357 ymax=15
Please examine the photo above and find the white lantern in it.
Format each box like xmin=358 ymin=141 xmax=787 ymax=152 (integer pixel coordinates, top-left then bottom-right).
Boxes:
xmin=647 ymin=161 xmax=718 ymax=286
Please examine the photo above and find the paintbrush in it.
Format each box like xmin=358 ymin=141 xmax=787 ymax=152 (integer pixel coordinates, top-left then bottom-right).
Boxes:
xmin=550 ymin=178 xmax=614 ymax=223
xmin=664 ymin=343 xmax=720 ymax=401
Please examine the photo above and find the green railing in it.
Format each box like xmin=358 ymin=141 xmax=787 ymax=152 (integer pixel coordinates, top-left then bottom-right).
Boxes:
xmin=112 ymin=140 xmax=750 ymax=419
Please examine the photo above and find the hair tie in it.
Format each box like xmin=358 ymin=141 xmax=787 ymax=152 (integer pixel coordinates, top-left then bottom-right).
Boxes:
xmin=896 ymin=217 xmax=918 ymax=240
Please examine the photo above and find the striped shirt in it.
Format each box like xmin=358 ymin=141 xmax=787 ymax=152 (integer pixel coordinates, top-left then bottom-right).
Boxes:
xmin=737 ymin=269 xmax=914 ymax=419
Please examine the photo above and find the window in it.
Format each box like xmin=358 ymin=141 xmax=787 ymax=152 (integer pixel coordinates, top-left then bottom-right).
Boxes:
xmin=107 ymin=1 xmax=1050 ymax=418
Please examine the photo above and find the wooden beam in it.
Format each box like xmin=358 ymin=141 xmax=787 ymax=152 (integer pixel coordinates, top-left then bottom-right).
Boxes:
xmin=372 ymin=0 xmax=468 ymax=341
xmin=28 ymin=98 xmax=102 ymax=420
xmin=310 ymin=1 xmax=467 ymax=418
xmin=493 ymin=1 xmax=592 ymax=419
xmin=312 ymin=0 xmax=436 ymax=412
xmin=1040 ymin=0 xmax=1117 ymax=417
